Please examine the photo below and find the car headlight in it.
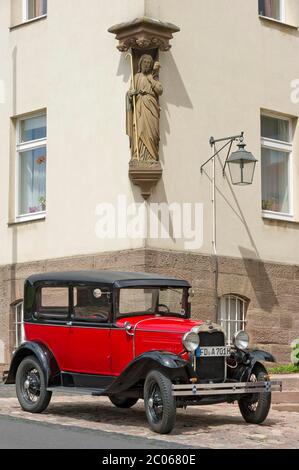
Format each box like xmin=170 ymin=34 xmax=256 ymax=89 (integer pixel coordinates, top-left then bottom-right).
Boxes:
xmin=182 ymin=331 xmax=199 ymax=352
xmin=233 ymin=330 xmax=249 ymax=350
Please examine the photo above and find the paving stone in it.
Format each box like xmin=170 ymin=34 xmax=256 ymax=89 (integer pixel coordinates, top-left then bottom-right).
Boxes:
xmin=0 ymin=391 xmax=298 ymax=449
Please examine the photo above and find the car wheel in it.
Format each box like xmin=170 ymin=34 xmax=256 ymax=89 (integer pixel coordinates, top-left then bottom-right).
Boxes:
xmin=238 ymin=364 xmax=271 ymax=424
xmin=144 ymin=370 xmax=176 ymax=434
xmin=109 ymin=396 xmax=139 ymax=408
xmin=16 ymin=356 xmax=52 ymax=414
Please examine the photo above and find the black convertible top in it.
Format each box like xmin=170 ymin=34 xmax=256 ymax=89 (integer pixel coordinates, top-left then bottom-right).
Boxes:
xmin=26 ymin=271 xmax=191 ymax=289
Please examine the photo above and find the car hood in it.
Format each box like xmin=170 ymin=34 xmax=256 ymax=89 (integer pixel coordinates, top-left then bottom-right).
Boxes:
xmin=117 ymin=315 xmax=204 ymax=334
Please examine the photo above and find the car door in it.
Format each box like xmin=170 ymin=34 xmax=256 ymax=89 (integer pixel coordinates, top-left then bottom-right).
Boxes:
xmin=25 ymin=285 xmax=70 ymax=371
xmin=64 ymin=285 xmax=112 ymax=376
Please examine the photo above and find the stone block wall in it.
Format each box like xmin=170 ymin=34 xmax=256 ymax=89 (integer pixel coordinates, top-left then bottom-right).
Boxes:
xmin=1 ymin=248 xmax=299 ymax=364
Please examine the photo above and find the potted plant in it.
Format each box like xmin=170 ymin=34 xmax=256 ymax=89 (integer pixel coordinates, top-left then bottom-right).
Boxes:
xmin=38 ymin=196 xmax=46 ymax=212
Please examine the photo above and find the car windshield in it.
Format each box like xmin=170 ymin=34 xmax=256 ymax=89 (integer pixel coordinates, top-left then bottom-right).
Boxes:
xmin=118 ymin=287 xmax=187 ymax=318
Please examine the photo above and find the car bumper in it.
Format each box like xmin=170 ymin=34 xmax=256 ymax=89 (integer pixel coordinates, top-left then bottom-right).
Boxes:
xmin=172 ymin=380 xmax=282 ymax=397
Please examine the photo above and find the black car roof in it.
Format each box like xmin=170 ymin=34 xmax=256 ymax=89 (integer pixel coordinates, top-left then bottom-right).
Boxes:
xmin=26 ymin=271 xmax=191 ymax=289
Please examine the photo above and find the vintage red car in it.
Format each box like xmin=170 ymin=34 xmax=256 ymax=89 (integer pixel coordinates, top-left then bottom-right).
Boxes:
xmin=3 ymin=271 xmax=282 ymax=434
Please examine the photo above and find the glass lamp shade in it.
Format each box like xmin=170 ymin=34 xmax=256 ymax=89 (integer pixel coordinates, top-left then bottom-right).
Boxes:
xmin=227 ymin=143 xmax=257 ymax=186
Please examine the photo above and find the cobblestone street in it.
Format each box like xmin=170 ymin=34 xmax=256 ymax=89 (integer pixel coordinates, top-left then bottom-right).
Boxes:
xmin=0 ymin=386 xmax=298 ymax=449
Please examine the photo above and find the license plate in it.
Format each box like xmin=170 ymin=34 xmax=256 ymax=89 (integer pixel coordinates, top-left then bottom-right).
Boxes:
xmin=197 ymin=346 xmax=231 ymax=358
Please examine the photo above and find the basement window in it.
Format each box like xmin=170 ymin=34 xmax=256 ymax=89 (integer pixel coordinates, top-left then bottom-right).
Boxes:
xmin=24 ymin=0 xmax=47 ymax=21
xmin=258 ymin=0 xmax=285 ymax=22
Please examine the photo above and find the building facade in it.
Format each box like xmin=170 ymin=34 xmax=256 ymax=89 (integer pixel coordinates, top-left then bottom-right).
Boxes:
xmin=1 ymin=0 xmax=299 ymax=368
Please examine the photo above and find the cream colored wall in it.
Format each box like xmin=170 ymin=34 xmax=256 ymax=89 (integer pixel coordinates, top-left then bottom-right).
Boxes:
xmin=1 ymin=0 xmax=299 ymax=267
xmin=145 ymin=0 xmax=299 ymax=264
xmin=285 ymin=0 xmax=299 ymax=25
xmin=10 ymin=0 xmax=23 ymax=27
xmin=1 ymin=0 xmax=146 ymax=267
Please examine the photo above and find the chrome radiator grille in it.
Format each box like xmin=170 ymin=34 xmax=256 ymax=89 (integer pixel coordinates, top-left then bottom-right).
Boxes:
xmin=196 ymin=331 xmax=226 ymax=383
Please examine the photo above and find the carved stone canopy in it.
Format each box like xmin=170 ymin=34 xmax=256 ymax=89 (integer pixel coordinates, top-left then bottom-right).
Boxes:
xmin=108 ymin=16 xmax=180 ymax=52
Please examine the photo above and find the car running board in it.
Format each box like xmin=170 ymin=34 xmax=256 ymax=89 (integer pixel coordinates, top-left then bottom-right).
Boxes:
xmin=47 ymin=386 xmax=106 ymax=397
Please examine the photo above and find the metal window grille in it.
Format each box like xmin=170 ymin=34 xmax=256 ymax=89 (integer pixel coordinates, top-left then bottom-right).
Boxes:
xmin=14 ymin=302 xmax=25 ymax=349
xmin=218 ymin=295 xmax=247 ymax=344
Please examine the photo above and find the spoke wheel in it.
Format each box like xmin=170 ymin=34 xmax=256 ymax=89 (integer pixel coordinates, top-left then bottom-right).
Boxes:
xmin=20 ymin=367 xmax=41 ymax=405
xmin=144 ymin=370 xmax=176 ymax=434
xmin=238 ymin=364 xmax=271 ymax=424
xmin=148 ymin=383 xmax=164 ymax=424
xmin=16 ymin=356 xmax=52 ymax=414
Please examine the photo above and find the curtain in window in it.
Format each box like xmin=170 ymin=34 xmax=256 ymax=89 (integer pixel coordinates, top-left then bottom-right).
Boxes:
xmin=259 ymin=0 xmax=281 ymax=19
xmin=21 ymin=115 xmax=47 ymax=143
xmin=19 ymin=147 xmax=47 ymax=215
xmin=261 ymin=116 xmax=289 ymax=142
xmin=261 ymin=148 xmax=289 ymax=213
xmin=28 ymin=0 xmax=47 ymax=19
xmin=36 ymin=0 xmax=47 ymax=17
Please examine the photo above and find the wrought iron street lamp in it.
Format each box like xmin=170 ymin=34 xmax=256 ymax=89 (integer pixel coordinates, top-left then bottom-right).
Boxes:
xmin=200 ymin=132 xmax=257 ymax=256
xmin=201 ymin=132 xmax=257 ymax=187
xmin=200 ymin=132 xmax=257 ymax=321
xmin=225 ymin=141 xmax=257 ymax=186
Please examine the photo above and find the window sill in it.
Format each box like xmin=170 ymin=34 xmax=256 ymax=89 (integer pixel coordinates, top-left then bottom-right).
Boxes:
xmin=262 ymin=211 xmax=298 ymax=223
xmin=259 ymin=15 xmax=298 ymax=31
xmin=10 ymin=15 xmax=47 ymax=31
xmin=8 ymin=213 xmax=46 ymax=227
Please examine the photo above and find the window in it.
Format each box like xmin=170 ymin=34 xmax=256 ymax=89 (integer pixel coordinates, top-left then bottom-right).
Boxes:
xmin=12 ymin=300 xmax=25 ymax=349
xmin=16 ymin=114 xmax=47 ymax=221
xmin=24 ymin=0 xmax=47 ymax=21
xmin=118 ymin=288 xmax=186 ymax=317
xmin=258 ymin=0 xmax=285 ymax=21
xmin=73 ymin=287 xmax=111 ymax=323
xmin=37 ymin=287 xmax=69 ymax=320
xmin=261 ymin=114 xmax=293 ymax=217
xmin=218 ymin=295 xmax=248 ymax=344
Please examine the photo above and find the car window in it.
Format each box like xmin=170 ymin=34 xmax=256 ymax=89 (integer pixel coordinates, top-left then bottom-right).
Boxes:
xmin=73 ymin=287 xmax=111 ymax=323
xmin=37 ymin=287 xmax=69 ymax=320
xmin=118 ymin=288 xmax=186 ymax=317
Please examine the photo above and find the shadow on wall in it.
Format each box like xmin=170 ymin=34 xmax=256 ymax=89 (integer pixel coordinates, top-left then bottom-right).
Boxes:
xmin=201 ymin=146 xmax=279 ymax=313
xmin=239 ymin=247 xmax=278 ymax=313
xmin=8 ymin=46 xmax=19 ymax=360
xmin=159 ymin=52 xmax=193 ymax=164
xmin=0 ymin=340 xmax=4 ymax=364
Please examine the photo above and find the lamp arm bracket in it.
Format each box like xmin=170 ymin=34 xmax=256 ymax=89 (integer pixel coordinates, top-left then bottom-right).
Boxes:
xmin=201 ymin=132 xmax=244 ymax=174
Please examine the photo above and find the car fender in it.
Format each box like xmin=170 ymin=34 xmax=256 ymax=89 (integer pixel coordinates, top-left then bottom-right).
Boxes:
xmin=4 ymin=342 xmax=61 ymax=386
xmin=107 ymin=351 xmax=194 ymax=395
xmin=229 ymin=349 xmax=276 ymax=382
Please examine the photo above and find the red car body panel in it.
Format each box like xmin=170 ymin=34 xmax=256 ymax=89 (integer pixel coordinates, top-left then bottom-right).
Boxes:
xmin=65 ymin=326 xmax=112 ymax=375
xmin=25 ymin=324 xmax=112 ymax=375
xmin=25 ymin=315 xmax=202 ymax=376
xmin=24 ymin=323 xmax=68 ymax=371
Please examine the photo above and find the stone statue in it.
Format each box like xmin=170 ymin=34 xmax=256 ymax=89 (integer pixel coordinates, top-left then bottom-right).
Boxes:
xmin=126 ymin=54 xmax=163 ymax=162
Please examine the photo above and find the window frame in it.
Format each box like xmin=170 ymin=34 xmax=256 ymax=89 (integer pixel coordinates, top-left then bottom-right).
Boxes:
xmin=23 ymin=0 xmax=47 ymax=23
xmin=35 ymin=286 xmax=71 ymax=323
xmin=116 ymin=286 xmax=189 ymax=319
xmin=218 ymin=294 xmax=248 ymax=345
xmin=12 ymin=300 xmax=25 ymax=350
xmin=71 ymin=285 xmax=112 ymax=324
xmin=15 ymin=112 xmax=47 ymax=223
xmin=259 ymin=0 xmax=286 ymax=22
xmin=261 ymin=112 xmax=293 ymax=221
